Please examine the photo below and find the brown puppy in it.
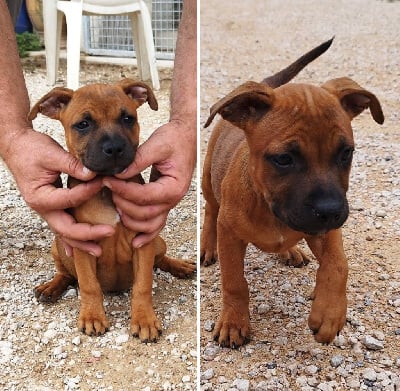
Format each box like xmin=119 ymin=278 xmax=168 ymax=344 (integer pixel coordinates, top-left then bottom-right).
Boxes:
xmin=201 ymin=41 xmax=384 ymax=346
xmin=29 ymin=79 xmax=195 ymax=342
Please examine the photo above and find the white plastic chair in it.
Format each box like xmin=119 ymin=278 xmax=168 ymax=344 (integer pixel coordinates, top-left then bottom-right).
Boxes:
xmin=42 ymin=0 xmax=160 ymax=90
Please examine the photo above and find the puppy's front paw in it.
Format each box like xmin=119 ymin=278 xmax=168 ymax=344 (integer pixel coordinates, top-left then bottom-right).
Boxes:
xmin=308 ymin=293 xmax=347 ymax=343
xmin=130 ymin=308 xmax=162 ymax=343
xmin=78 ymin=306 xmax=109 ymax=336
xmin=280 ymin=246 xmax=310 ymax=267
xmin=213 ymin=308 xmax=250 ymax=348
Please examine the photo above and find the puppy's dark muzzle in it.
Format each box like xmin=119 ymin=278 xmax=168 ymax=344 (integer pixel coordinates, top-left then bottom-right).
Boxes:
xmin=272 ymin=188 xmax=349 ymax=236
xmin=83 ymin=133 xmax=136 ymax=175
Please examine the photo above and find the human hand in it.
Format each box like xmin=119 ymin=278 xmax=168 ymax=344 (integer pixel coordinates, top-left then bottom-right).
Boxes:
xmin=4 ymin=129 xmax=115 ymax=256
xmin=103 ymin=119 xmax=196 ymax=248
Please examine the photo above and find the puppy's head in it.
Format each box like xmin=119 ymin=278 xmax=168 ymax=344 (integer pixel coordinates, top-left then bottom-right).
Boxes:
xmin=28 ymin=79 xmax=158 ymax=175
xmin=205 ymin=77 xmax=383 ymax=235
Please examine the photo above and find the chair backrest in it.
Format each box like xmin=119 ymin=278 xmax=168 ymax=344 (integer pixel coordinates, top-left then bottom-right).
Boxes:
xmin=83 ymin=0 xmax=139 ymax=5
xmin=80 ymin=0 xmax=144 ymax=15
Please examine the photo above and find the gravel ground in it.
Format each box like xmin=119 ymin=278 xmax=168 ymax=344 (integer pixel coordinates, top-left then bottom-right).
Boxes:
xmin=200 ymin=1 xmax=400 ymax=390
xmin=0 ymin=58 xmax=197 ymax=390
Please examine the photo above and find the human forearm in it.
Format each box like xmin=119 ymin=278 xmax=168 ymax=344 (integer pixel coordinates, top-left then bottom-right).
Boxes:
xmin=169 ymin=0 xmax=197 ymax=133
xmin=0 ymin=1 xmax=32 ymax=160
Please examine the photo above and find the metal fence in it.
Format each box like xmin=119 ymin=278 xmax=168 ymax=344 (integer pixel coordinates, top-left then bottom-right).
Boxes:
xmin=83 ymin=0 xmax=182 ymax=60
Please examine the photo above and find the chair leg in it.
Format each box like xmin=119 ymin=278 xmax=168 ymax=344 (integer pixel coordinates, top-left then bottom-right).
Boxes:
xmin=58 ymin=1 xmax=83 ymax=90
xmin=42 ymin=0 xmax=63 ymax=86
xmin=129 ymin=2 xmax=160 ymax=90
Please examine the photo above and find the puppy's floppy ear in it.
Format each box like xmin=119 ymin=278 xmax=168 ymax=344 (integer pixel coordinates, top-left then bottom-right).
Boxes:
xmin=28 ymin=87 xmax=74 ymax=121
xmin=117 ymin=78 xmax=158 ymax=111
xmin=322 ymin=77 xmax=384 ymax=124
xmin=204 ymin=81 xmax=274 ymax=130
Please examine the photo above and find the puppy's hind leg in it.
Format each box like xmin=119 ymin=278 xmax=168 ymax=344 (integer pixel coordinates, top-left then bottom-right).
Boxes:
xmin=153 ymin=236 xmax=196 ymax=278
xmin=279 ymin=245 xmax=310 ymax=267
xmin=35 ymin=241 xmax=76 ymax=303
xmin=200 ymin=199 xmax=219 ymax=266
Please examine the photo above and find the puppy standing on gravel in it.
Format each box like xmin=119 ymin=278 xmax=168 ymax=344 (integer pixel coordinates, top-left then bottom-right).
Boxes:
xmin=29 ymin=79 xmax=195 ymax=342
xmin=201 ymin=39 xmax=384 ymax=346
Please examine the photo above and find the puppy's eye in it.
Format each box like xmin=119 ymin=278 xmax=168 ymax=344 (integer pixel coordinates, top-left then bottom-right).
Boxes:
xmin=270 ymin=153 xmax=294 ymax=168
xmin=339 ymin=147 xmax=354 ymax=166
xmin=74 ymin=120 xmax=90 ymax=131
xmin=121 ymin=114 xmax=135 ymax=126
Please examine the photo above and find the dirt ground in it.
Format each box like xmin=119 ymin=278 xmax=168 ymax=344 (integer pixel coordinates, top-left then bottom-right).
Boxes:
xmin=0 ymin=58 xmax=197 ymax=390
xmin=200 ymin=0 xmax=400 ymax=390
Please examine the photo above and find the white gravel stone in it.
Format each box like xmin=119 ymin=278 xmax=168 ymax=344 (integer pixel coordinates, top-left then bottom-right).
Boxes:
xmin=362 ymin=335 xmax=384 ymax=350
xmin=363 ymin=368 xmax=377 ymax=382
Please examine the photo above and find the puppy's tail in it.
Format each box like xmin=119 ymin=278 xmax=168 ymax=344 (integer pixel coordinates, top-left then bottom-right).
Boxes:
xmin=262 ymin=37 xmax=334 ymax=88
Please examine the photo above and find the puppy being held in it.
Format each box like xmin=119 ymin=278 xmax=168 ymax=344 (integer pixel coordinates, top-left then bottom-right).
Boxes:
xmin=29 ymin=79 xmax=195 ymax=342
xmin=201 ymin=39 xmax=384 ymax=346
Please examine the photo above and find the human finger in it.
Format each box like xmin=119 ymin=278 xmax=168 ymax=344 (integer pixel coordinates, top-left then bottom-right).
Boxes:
xmin=112 ymin=192 xmax=168 ymax=221
xmin=119 ymin=210 xmax=167 ymax=238
xmin=43 ymin=210 xmax=115 ymax=243
xmin=28 ymin=179 xmax=103 ymax=212
xmin=61 ymin=237 xmax=103 ymax=258
xmin=104 ymin=177 xmax=182 ymax=207
xmin=115 ymin=136 xmax=172 ymax=179
xmin=47 ymin=144 xmax=96 ymax=181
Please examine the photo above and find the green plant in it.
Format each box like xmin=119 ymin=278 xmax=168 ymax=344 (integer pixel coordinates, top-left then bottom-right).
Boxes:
xmin=16 ymin=32 xmax=42 ymax=57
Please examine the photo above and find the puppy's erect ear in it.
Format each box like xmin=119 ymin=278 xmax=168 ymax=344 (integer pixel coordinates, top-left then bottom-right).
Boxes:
xmin=204 ymin=81 xmax=274 ymax=130
xmin=28 ymin=87 xmax=74 ymax=121
xmin=117 ymin=79 xmax=158 ymax=111
xmin=322 ymin=77 xmax=384 ymax=124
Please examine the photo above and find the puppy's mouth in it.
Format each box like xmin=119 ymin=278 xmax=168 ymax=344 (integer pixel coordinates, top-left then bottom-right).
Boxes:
xmin=271 ymin=202 xmax=349 ymax=236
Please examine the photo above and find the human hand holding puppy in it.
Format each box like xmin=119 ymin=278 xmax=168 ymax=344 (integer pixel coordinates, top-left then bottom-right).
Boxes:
xmin=0 ymin=3 xmax=114 ymax=257
xmin=103 ymin=0 xmax=197 ymax=248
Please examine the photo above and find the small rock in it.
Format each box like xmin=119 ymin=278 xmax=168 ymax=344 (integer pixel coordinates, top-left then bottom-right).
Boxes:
xmin=182 ymin=375 xmax=190 ymax=382
xmin=330 ymin=355 xmax=344 ymax=368
xmin=376 ymin=210 xmax=386 ymax=218
xmin=166 ymin=333 xmax=177 ymax=343
xmin=64 ymin=288 xmax=77 ymax=298
xmin=305 ymin=365 xmax=319 ymax=375
xmin=202 ymin=345 xmax=220 ymax=361
xmin=91 ymin=350 xmax=101 ymax=358
xmin=204 ymin=320 xmax=215 ymax=332
xmin=201 ymin=368 xmax=214 ymax=381
xmin=362 ymin=335 xmax=384 ymax=350
xmin=373 ymin=330 xmax=385 ymax=341
xmin=115 ymin=333 xmax=129 ymax=345
xmin=363 ymin=368 xmax=377 ymax=382
xmin=43 ymin=329 xmax=58 ymax=340
xmin=346 ymin=378 xmax=361 ymax=389
xmin=334 ymin=335 xmax=346 ymax=347
xmin=257 ymin=303 xmax=270 ymax=314
xmin=232 ymin=378 xmax=250 ymax=391
xmin=71 ymin=336 xmax=81 ymax=346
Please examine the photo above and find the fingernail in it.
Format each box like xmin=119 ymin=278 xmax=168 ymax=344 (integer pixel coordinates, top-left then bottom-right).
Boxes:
xmin=103 ymin=180 xmax=112 ymax=189
xmin=133 ymin=241 xmax=143 ymax=249
xmin=82 ymin=166 xmax=91 ymax=176
xmin=89 ymin=251 xmax=97 ymax=257
xmin=65 ymin=246 xmax=72 ymax=257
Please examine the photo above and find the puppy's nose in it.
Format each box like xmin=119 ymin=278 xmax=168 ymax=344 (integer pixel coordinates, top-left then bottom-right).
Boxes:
xmin=312 ymin=198 xmax=344 ymax=225
xmin=102 ymin=136 xmax=125 ymax=158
